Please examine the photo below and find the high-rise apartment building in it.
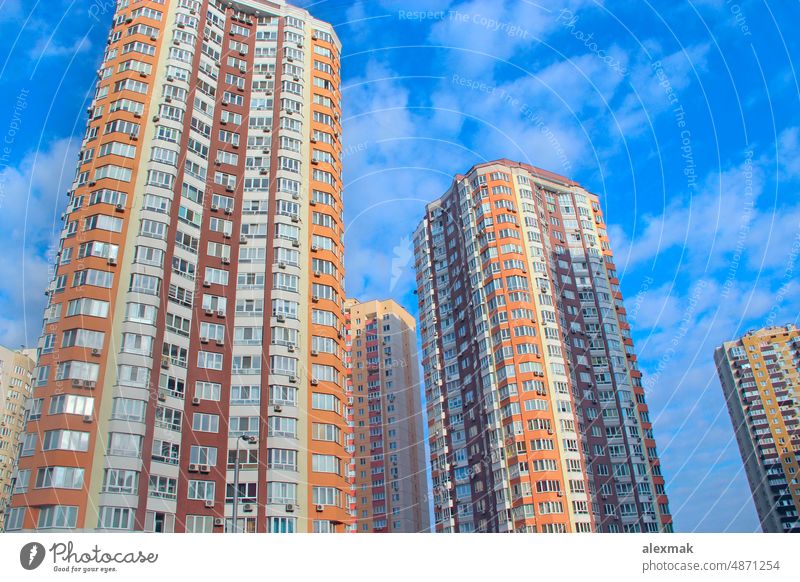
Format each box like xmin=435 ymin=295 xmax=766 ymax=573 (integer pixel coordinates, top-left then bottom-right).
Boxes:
xmin=7 ymin=0 xmax=349 ymax=533
xmin=0 ymin=347 xmax=36 ymax=530
xmin=414 ymin=159 xmax=672 ymax=533
xmin=345 ymin=299 xmax=429 ymax=532
xmin=715 ymin=325 xmax=800 ymax=533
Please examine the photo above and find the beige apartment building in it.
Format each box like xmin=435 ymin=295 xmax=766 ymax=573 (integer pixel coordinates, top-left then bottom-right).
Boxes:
xmin=346 ymin=299 xmax=430 ymax=532
xmin=0 ymin=346 xmax=36 ymax=530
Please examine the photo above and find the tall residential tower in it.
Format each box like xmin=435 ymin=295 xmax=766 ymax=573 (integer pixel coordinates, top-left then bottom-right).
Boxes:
xmin=414 ymin=160 xmax=672 ymax=533
xmin=0 ymin=346 xmax=36 ymax=531
xmin=715 ymin=325 xmax=800 ymax=533
xmin=345 ymin=299 xmax=429 ymax=532
xmin=8 ymin=0 xmax=349 ymax=533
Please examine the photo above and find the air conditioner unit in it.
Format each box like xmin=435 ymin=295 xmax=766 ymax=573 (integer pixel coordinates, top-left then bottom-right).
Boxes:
xmin=289 ymin=375 xmax=298 ymax=383
xmin=216 ymin=310 xmax=225 ymax=318
xmin=192 ymin=397 xmax=201 ymax=406
xmin=240 ymin=236 xmax=248 ymax=244
xmin=83 ymin=415 xmax=93 ymax=423
xmin=276 ymin=314 xmax=286 ymax=323
xmin=287 ymin=344 xmax=295 ymax=352
xmin=311 ymin=349 xmax=319 ymax=357
xmin=158 ymin=391 xmax=167 ymax=402
xmin=273 ymin=405 xmax=283 ymax=413
xmin=314 ymin=270 xmax=321 ymax=277
xmin=200 ymin=336 xmax=209 ymax=344
xmin=115 ymin=203 xmax=124 ymax=212
xmin=210 ymin=204 xmax=219 ymax=211
xmin=311 ymin=379 xmax=319 ymax=386
xmin=166 ymin=75 xmax=174 ymax=82
xmin=199 ymin=465 xmax=211 ymax=474
xmin=204 ymin=500 xmax=215 ymax=508
xmin=222 ymin=257 xmax=231 ymax=265
xmin=216 ymin=338 xmax=224 ymax=346
xmin=188 ymin=464 xmax=199 ymax=473
xmin=285 ymin=504 xmax=295 ymax=512
xmin=278 ymin=261 xmax=287 ymax=269
xmin=161 ymin=357 xmax=170 ymax=369
xmin=107 ymin=257 xmax=117 ymax=266
xmin=243 ymin=504 xmax=254 ymax=513
xmin=91 ymin=348 xmax=102 ymax=356
xmin=203 ymin=280 xmax=212 ymax=288
xmin=312 ymin=295 xmax=319 ymax=303
xmin=316 ymin=505 xmax=324 ymax=513
xmin=214 ymin=518 xmax=224 ymax=527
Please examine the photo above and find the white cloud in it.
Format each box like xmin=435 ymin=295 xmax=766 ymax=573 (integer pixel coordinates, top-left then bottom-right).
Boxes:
xmin=28 ymin=35 xmax=92 ymax=60
xmin=0 ymin=137 xmax=79 ymax=347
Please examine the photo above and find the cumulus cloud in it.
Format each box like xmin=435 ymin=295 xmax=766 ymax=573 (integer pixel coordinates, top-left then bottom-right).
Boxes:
xmin=0 ymin=137 xmax=79 ymax=347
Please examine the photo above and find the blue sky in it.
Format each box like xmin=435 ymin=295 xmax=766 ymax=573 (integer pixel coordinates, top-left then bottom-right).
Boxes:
xmin=1 ymin=0 xmax=799 ymax=532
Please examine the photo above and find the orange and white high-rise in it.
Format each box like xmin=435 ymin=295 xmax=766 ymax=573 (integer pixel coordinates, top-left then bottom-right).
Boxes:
xmin=345 ymin=299 xmax=430 ymax=532
xmin=715 ymin=325 xmax=800 ymax=533
xmin=414 ymin=160 xmax=672 ymax=533
xmin=6 ymin=0 xmax=349 ymax=533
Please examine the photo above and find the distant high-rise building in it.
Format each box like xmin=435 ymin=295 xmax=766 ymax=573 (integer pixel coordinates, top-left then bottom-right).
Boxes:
xmin=715 ymin=325 xmax=800 ymax=533
xmin=0 ymin=346 xmax=36 ymax=531
xmin=8 ymin=0 xmax=349 ymax=533
xmin=413 ymin=159 xmax=672 ymax=533
xmin=345 ymin=299 xmax=430 ymax=532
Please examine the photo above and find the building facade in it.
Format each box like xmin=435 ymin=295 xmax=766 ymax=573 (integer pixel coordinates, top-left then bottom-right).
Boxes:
xmin=0 ymin=347 xmax=36 ymax=531
xmin=715 ymin=325 xmax=800 ymax=532
xmin=413 ymin=160 xmax=672 ymax=533
xmin=345 ymin=299 xmax=430 ymax=532
xmin=8 ymin=0 xmax=350 ymax=533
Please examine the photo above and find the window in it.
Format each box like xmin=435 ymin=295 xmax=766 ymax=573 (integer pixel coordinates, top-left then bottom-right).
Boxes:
xmin=270 ymin=385 xmax=297 ymax=407
xmin=195 ymin=381 xmax=221 ymax=401
xmin=49 ymin=394 xmax=94 ymax=417
xmin=312 ymin=393 xmax=341 ymax=414
xmin=185 ymin=515 xmax=214 ymax=533
xmin=198 ymin=351 xmax=223 ymax=370
xmin=312 ymin=423 xmax=341 ymax=443
xmin=42 ymin=430 xmax=90 ymax=452
xmin=189 ymin=445 xmax=217 ymax=466
xmin=267 ymin=482 xmax=297 ymax=505
xmin=188 ymin=480 xmax=215 ymax=501
xmin=148 ymin=475 xmax=178 ymax=500
xmin=268 ymin=417 xmax=297 ymax=438
xmin=98 ymin=507 xmax=134 ymax=530
xmin=267 ymin=516 xmax=296 ymax=533
xmin=192 ymin=413 xmax=220 ymax=433
xmin=5 ymin=507 xmax=26 ymax=531
xmin=38 ymin=506 xmax=78 ymax=529
xmin=231 ymin=385 xmax=260 ymax=405
xmin=267 ymin=448 xmax=297 ymax=470
xmin=312 ymin=454 xmax=341 ymax=474
xmin=112 ymin=398 xmax=146 ymax=422
xmin=313 ymin=486 xmax=341 ymax=507
xmin=108 ymin=432 xmax=143 ymax=457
